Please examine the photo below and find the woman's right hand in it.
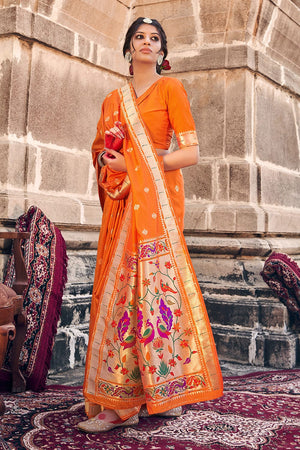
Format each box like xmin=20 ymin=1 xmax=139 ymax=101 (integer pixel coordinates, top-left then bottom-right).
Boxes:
xmin=103 ymin=122 xmax=127 ymax=172
xmin=102 ymin=149 xmax=127 ymax=172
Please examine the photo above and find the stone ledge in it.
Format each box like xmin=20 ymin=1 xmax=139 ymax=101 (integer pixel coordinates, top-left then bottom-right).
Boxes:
xmin=212 ymin=327 xmax=298 ymax=368
xmin=185 ymin=235 xmax=300 ymax=257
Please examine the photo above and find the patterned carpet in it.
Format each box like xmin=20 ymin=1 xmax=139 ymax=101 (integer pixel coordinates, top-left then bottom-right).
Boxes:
xmin=0 ymin=370 xmax=299 ymax=449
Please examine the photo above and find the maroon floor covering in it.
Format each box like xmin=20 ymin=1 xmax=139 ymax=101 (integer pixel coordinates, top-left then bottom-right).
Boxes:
xmin=0 ymin=369 xmax=299 ymax=449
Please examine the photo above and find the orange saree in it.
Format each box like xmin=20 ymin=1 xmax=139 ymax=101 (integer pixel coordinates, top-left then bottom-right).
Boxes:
xmin=84 ymin=77 xmax=223 ymax=420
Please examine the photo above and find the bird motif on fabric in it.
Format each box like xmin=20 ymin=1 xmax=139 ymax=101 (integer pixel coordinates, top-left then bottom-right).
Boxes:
xmin=137 ymin=309 xmax=155 ymax=346
xmin=156 ymin=317 xmax=171 ymax=339
xmin=116 ymin=294 xmax=127 ymax=305
xmin=140 ymin=320 xmax=155 ymax=346
xmin=160 ymin=279 xmax=177 ymax=294
xmin=117 ymin=310 xmax=137 ymax=349
xmin=156 ymin=298 xmax=173 ymax=339
xmin=121 ymin=327 xmax=137 ymax=349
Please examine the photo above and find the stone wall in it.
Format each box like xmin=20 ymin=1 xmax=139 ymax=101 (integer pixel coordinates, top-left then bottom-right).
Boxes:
xmin=0 ymin=0 xmax=299 ymax=374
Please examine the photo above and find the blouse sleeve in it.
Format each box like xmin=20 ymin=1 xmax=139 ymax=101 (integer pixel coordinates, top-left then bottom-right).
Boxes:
xmin=165 ymin=78 xmax=199 ymax=149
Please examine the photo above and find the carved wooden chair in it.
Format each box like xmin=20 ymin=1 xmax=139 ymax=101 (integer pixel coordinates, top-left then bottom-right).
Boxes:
xmin=0 ymin=232 xmax=30 ymax=415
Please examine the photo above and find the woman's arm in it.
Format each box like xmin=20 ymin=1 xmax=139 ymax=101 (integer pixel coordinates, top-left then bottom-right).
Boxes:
xmin=162 ymin=145 xmax=199 ymax=171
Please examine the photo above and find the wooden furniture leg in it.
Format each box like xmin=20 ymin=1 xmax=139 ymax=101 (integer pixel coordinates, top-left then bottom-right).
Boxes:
xmin=0 ymin=232 xmax=30 ymax=407
xmin=0 ymin=318 xmax=16 ymax=415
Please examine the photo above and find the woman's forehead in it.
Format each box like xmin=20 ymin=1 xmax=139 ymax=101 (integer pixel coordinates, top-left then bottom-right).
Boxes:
xmin=135 ymin=24 xmax=160 ymax=35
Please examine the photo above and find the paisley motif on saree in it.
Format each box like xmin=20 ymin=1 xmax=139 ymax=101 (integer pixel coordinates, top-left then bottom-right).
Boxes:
xmin=84 ymin=82 xmax=223 ymax=417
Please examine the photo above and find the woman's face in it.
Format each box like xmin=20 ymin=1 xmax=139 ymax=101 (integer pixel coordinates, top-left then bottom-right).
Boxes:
xmin=130 ymin=24 xmax=163 ymax=65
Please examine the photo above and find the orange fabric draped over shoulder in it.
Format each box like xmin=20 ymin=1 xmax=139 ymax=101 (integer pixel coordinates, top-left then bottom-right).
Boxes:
xmin=84 ymin=78 xmax=223 ymax=420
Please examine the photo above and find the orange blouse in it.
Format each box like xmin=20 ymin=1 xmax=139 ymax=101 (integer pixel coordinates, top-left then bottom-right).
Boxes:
xmin=94 ymin=77 xmax=199 ymax=159
xmin=134 ymin=77 xmax=199 ymax=150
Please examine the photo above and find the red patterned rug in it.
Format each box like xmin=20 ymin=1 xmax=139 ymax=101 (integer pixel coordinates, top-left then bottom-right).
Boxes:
xmin=0 ymin=370 xmax=299 ymax=449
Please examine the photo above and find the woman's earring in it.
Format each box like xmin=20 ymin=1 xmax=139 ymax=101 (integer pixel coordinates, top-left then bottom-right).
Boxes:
xmin=125 ymin=52 xmax=132 ymax=63
xmin=157 ymin=54 xmax=163 ymax=66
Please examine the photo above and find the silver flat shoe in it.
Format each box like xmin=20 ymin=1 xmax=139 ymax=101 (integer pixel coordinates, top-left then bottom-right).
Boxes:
xmin=77 ymin=413 xmax=139 ymax=433
xmin=139 ymin=405 xmax=182 ymax=418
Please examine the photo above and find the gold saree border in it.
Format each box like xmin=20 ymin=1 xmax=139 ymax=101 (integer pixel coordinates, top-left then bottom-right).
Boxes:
xmin=84 ymin=197 xmax=133 ymax=400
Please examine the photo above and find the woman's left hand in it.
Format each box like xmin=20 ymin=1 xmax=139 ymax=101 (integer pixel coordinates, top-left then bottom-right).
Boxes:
xmin=102 ymin=149 xmax=127 ymax=172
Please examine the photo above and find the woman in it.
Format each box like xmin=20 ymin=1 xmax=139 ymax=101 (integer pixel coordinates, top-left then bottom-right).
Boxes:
xmin=78 ymin=17 xmax=223 ymax=433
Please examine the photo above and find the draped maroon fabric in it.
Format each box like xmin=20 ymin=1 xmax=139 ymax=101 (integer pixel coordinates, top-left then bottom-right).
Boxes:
xmin=1 ymin=206 xmax=68 ymax=391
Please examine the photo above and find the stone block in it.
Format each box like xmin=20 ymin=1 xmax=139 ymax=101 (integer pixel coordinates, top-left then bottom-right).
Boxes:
xmin=181 ymin=71 xmax=225 ymax=158
xmin=186 ymin=236 xmax=241 ymax=256
xmin=61 ymin=230 xmax=99 ymax=251
xmin=191 ymin=257 xmax=245 ymax=285
xmin=200 ymin=11 xmax=228 ymax=34
xmin=27 ymin=44 xmax=123 ymax=151
xmin=235 ymin=205 xmax=265 ymax=233
xmin=184 ymin=202 xmax=208 ymax=231
xmin=45 ymin=0 xmax=126 ymax=49
xmin=8 ymin=39 xmax=32 ymax=136
xmin=135 ymin=0 xmax=194 ymax=29
xmin=266 ymin=237 xmax=300 ymax=255
xmin=64 ymin=281 xmax=94 ymax=298
xmin=255 ymin=77 xmax=299 ymax=170
xmin=59 ymin=297 xmax=91 ymax=329
xmin=256 ymin=53 xmax=282 ymax=86
xmin=0 ymin=6 xmax=32 ymax=37
xmin=0 ymin=142 xmax=27 ymax=190
xmin=226 ymin=44 xmax=248 ymax=68
xmin=66 ymin=253 xmax=97 ymax=285
xmin=33 ymin=15 xmax=74 ymax=55
xmin=164 ymin=15 xmax=198 ymax=47
xmin=205 ymin=298 xmax=259 ymax=328
xmin=239 ymin=237 xmax=270 ymax=257
xmin=242 ymin=259 xmax=267 ymax=286
xmin=82 ymin=202 xmax=102 ymax=226
xmin=183 ymin=162 xmax=213 ymax=200
xmin=2 ymin=0 xmax=31 ymax=7
xmin=210 ymin=205 xmax=236 ymax=232
xmin=212 ymin=329 xmax=264 ymax=365
xmin=255 ymin=0 xmax=276 ymax=43
xmin=0 ymin=40 xmax=12 ymax=135
xmin=225 ymin=70 xmax=249 ymax=158
xmin=202 ymin=32 xmax=226 ymax=45
xmin=225 ymin=29 xmax=247 ymax=44
xmin=172 ymin=47 xmax=226 ymax=73
xmin=260 ymin=301 xmax=289 ymax=331
xmin=268 ymin=10 xmax=300 ymax=75
xmin=283 ymin=68 xmax=300 ymax=97
xmin=0 ymin=37 xmax=32 ymax=136
xmin=260 ymin=166 xmax=300 ymax=208
xmin=216 ymin=162 xmax=229 ymax=201
xmin=229 ymin=162 xmax=255 ymax=202
xmin=199 ymin=0 xmax=230 ymax=36
xmin=227 ymin=0 xmax=252 ymax=31
xmin=77 ymin=35 xmax=91 ymax=62
xmin=24 ymin=193 xmax=82 ymax=224
xmin=39 ymin=147 xmax=90 ymax=195
xmin=265 ymin=334 xmax=297 ymax=368
xmin=50 ymin=325 xmax=89 ymax=371
xmin=0 ymin=192 xmax=26 ymax=220
xmin=264 ymin=207 xmax=300 ymax=234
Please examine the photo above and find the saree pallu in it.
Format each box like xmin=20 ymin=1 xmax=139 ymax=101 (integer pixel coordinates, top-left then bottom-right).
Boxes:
xmin=84 ymin=83 xmax=223 ymax=419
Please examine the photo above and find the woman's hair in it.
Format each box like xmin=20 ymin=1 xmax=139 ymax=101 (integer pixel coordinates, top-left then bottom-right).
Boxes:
xmin=122 ymin=17 xmax=168 ymax=74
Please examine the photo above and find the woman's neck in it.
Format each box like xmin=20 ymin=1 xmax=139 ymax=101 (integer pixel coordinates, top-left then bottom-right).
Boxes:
xmin=131 ymin=64 xmax=161 ymax=97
